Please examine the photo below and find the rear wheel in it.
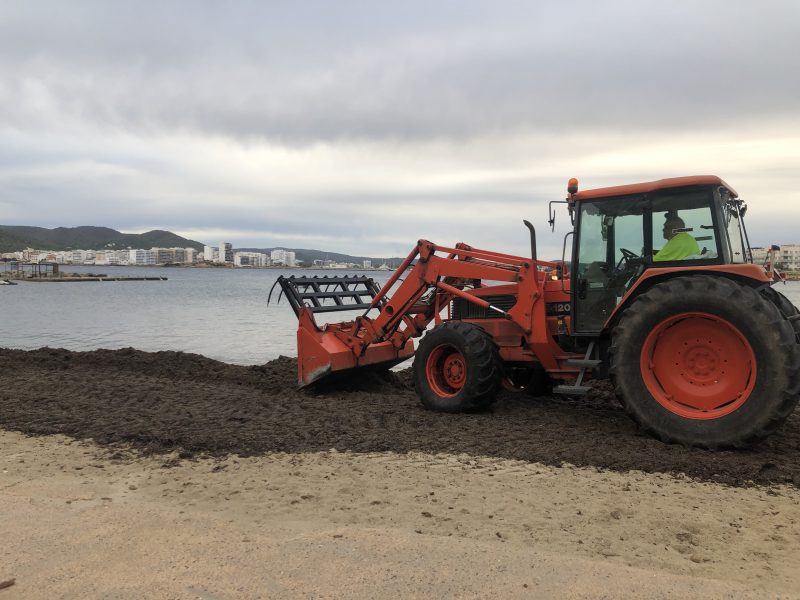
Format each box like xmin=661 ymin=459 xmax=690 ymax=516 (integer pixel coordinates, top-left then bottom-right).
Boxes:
xmin=414 ymin=321 xmax=501 ymax=412
xmin=762 ymin=287 xmax=800 ymax=341
xmin=610 ymin=275 xmax=800 ymax=448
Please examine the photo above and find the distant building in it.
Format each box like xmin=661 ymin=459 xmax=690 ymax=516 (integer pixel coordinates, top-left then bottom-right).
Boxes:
xmin=234 ymin=251 xmax=269 ymax=267
xmin=362 ymin=259 xmax=372 ymax=269
xmin=218 ymin=242 xmax=233 ymax=263
xmin=751 ymin=247 xmax=769 ymax=265
xmin=53 ymin=251 xmax=71 ymax=265
xmin=270 ymin=249 xmax=296 ymax=267
xmin=203 ymin=246 xmax=215 ymax=262
xmin=154 ymin=248 xmax=174 ymax=264
xmin=128 ymin=249 xmax=156 ymax=265
xmin=777 ymin=244 xmax=800 ymax=271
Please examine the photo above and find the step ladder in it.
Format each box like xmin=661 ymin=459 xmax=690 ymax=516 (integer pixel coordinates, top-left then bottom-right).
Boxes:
xmin=553 ymin=341 xmax=599 ymax=396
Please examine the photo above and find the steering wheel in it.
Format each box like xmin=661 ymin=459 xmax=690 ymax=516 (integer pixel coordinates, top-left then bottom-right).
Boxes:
xmin=615 ymin=247 xmax=639 ymax=272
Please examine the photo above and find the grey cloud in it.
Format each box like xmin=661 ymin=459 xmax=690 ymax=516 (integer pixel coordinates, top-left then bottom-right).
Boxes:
xmin=1 ymin=1 xmax=799 ymax=144
xmin=1 ymin=1 xmax=799 ymax=257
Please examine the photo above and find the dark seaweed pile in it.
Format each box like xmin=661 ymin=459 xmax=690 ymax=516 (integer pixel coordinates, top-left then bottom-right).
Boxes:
xmin=1 ymin=347 xmax=799 ymax=487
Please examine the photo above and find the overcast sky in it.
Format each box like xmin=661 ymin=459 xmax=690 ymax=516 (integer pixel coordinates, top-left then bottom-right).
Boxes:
xmin=1 ymin=1 xmax=799 ymax=258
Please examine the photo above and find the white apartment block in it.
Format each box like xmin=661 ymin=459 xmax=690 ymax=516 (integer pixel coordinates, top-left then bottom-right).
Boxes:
xmin=234 ymin=252 xmax=269 ymax=267
xmin=53 ymin=251 xmax=72 ymax=264
xmin=128 ymin=249 xmax=156 ymax=265
xmin=95 ymin=250 xmax=130 ymax=265
xmin=217 ymin=242 xmax=233 ymax=263
xmin=270 ymin=249 xmax=296 ymax=267
xmin=777 ymin=244 xmax=800 ymax=270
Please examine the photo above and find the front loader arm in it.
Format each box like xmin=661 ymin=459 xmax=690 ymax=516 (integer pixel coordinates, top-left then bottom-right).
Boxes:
xmin=328 ymin=240 xmax=521 ymax=349
xmin=285 ymin=239 xmax=562 ymax=385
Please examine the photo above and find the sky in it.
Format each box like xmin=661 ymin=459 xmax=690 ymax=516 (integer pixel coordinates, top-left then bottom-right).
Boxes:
xmin=1 ymin=1 xmax=799 ymax=259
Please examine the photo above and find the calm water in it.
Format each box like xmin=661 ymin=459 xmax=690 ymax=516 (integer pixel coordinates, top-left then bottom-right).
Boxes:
xmin=3 ymin=266 xmax=800 ymax=365
xmin=0 ymin=266 xmax=393 ymax=365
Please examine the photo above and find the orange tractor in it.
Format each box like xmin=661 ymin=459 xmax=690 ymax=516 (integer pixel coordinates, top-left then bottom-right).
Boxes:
xmin=273 ymin=176 xmax=800 ymax=448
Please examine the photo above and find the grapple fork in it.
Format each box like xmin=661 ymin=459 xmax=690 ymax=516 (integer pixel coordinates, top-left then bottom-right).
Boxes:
xmin=270 ymin=274 xmax=415 ymax=386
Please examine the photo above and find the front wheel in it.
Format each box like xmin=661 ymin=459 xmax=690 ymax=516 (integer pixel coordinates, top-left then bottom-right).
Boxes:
xmin=413 ymin=321 xmax=501 ymax=412
xmin=610 ymin=275 xmax=800 ymax=448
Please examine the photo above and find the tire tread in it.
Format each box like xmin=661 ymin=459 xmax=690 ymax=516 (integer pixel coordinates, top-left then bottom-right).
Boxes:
xmin=609 ymin=275 xmax=800 ymax=449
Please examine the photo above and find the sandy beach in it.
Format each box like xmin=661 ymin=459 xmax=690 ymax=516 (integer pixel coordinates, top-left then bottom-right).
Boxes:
xmin=2 ymin=348 xmax=799 ymax=598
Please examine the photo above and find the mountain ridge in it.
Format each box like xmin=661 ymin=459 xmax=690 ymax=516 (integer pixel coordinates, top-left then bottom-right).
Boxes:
xmin=0 ymin=225 xmax=205 ymax=253
xmin=0 ymin=225 xmax=404 ymax=265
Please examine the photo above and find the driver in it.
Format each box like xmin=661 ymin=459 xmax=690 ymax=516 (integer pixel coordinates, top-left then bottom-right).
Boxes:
xmin=654 ymin=214 xmax=699 ymax=262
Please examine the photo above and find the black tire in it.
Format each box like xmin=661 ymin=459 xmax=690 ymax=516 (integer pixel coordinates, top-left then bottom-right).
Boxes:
xmin=609 ymin=275 xmax=800 ymax=449
xmin=762 ymin=287 xmax=800 ymax=342
xmin=413 ymin=321 xmax=501 ymax=412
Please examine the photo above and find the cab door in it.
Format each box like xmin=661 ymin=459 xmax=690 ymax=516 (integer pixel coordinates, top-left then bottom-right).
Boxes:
xmin=572 ymin=197 xmax=647 ymax=334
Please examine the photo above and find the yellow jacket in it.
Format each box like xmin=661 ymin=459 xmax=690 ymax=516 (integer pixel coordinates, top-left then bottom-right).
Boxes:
xmin=654 ymin=232 xmax=700 ymax=262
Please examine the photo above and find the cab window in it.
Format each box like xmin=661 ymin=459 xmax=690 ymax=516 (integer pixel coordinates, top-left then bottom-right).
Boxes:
xmin=650 ymin=191 xmax=717 ymax=262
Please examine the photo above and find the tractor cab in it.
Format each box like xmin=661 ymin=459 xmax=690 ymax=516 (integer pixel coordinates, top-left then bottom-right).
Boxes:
xmin=568 ymin=176 xmax=750 ymax=334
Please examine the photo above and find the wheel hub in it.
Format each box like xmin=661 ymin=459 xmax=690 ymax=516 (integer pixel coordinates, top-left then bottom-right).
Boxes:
xmin=640 ymin=312 xmax=756 ymax=419
xmin=683 ymin=345 xmax=719 ymax=381
xmin=426 ymin=344 xmax=467 ymax=397
xmin=443 ymin=354 xmax=466 ymax=387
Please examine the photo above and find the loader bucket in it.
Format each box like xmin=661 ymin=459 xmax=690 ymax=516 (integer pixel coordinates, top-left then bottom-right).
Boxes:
xmin=271 ymin=275 xmax=416 ymax=386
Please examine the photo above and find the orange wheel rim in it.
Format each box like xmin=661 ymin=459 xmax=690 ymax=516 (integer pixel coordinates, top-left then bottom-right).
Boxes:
xmin=640 ymin=312 xmax=756 ymax=420
xmin=426 ymin=344 xmax=466 ymax=397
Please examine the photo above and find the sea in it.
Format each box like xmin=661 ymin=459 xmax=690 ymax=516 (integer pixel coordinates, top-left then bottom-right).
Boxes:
xmin=0 ymin=266 xmax=395 ymax=364
xmin=3 ymin=265 xmax=800 ymax=365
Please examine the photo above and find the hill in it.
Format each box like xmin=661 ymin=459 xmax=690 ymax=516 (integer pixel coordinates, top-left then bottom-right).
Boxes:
xmin=0 ymin=225 xmax=205 ymax=253
xmin=0 ymin=225 xmax=403 ymax=265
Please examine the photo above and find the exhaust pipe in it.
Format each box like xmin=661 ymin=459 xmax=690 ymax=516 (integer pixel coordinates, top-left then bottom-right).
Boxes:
xmin=523 ymin=220 xmax=537 ymax=261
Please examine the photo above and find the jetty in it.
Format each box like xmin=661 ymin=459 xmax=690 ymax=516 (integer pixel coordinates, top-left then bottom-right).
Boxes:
xmin=24 ymin=276 xmax=168 ymax=282
xmin=1 ymin=261 xmax=167 ymax=282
